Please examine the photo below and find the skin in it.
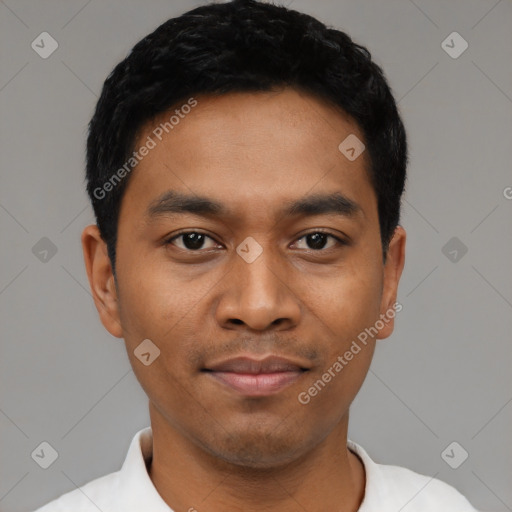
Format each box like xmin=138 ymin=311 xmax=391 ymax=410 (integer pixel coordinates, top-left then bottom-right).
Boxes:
xmin=82 ymin=87 xmax=406 ymax=512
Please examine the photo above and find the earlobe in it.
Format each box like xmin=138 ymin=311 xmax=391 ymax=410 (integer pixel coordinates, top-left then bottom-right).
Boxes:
xmin=81 ymin=225 xmax=124 ymax=339
xmin=377 ymin=225 xmax=406 ymax=340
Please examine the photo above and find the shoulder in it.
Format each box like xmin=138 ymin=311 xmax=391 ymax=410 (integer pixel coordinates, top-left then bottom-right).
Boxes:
xmin=32 ymin=427 xmax=156 ymax=512
xmin=31 ymin=470 xmax=119 ymax=512
xmin=348 ymin=440 xmax=478 ymax=511
xmin=379 ymin=463 xmax=477 ymax=510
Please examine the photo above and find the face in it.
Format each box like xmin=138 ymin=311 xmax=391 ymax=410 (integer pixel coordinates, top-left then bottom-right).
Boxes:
xmin=82 ymin=87 xmax=405 ymax=468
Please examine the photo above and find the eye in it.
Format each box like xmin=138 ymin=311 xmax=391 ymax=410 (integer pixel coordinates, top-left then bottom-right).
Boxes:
xmin=164 ymin=230 xmax=348 ymax=253
xmin=292 ymin=231 xmax=346 ymax=251
xmin=165 ymin=231 xmax=220 ymax=251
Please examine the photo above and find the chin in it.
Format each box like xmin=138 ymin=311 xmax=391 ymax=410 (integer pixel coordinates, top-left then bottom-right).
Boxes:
xmin=201 ymin=424 xmax=310 ymax=470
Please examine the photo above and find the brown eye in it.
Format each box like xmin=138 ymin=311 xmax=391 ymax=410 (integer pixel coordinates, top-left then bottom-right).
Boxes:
xmin=293 ymin=232 xmax=346 ymax=251
xmin=166 ymin=232 xmax=218 ymax=251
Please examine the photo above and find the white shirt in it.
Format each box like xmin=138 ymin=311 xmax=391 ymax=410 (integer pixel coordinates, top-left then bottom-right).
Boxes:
xmin=33 ymin=426 xmax=477 ymax=511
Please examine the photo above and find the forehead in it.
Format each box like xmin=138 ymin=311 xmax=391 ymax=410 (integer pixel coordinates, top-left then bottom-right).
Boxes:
xmin=120 ymin=88 xmax=376 ymax=226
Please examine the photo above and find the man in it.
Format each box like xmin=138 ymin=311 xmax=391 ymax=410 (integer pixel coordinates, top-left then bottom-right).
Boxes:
xmin=34 ymin=0 xmax=477 ymax=510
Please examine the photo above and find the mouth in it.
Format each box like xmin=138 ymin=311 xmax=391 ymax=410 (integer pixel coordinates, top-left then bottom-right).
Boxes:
xmin=202 ymin=355 xmax=310 ymax=397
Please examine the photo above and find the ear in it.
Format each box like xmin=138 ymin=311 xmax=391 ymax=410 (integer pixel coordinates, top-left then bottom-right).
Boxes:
xmin=81 ymin=224 xmax=123 ymax=338
xmin=377 ymin=225 xmax=406 ymax=340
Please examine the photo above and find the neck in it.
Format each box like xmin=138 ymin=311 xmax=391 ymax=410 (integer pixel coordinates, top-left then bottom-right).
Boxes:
xmin=147 ymin=402 xmax=365 ymax=512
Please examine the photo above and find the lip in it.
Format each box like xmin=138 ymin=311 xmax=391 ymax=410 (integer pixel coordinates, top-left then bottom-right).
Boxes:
xmin=203 ymin=355 xmax=310 ymax=397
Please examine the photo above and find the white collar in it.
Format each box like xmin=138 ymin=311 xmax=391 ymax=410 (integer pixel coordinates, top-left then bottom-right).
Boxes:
xmin=35 ymin=425 xmax=475 ymax=511
xmin=115 ymin=427 xmax=382 ymax=510
xmin=116 ymin=426 xmax=172 ymax=510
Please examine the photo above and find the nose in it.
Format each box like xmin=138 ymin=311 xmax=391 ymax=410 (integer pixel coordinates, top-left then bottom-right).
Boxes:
xmin=215 ymin=247 xmax=301 ymax=332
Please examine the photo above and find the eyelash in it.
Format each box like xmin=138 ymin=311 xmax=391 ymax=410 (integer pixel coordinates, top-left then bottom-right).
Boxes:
xmin=163 ymin=229 xmax=348 ymax=252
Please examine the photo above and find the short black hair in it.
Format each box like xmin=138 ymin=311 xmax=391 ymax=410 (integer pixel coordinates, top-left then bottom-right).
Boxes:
xmin=86 ymin=0 xmax=407 ymax=275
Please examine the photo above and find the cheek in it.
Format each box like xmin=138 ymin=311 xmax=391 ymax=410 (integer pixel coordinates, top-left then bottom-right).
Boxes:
xmin=297 ymin=343 xmax=375 ymax=434
xmin=306 ymin=253 xmax=383 ymax=339
xmin=114 ymin=261 xmax=200 ymax=416
xmin=303 ymin=252 xmax=382 ymax=391
xmin=116 ymin=250 xmax=193 ymax=337
xmin=115 ymin=255 xmax=214 ymax=379
xmin=297 ymin=266 xmax=380 ymax=418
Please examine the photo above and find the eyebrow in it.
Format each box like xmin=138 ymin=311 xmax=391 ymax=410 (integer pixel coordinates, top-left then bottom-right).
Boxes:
xmin=145 ymin=190 xmax=363 ymax=222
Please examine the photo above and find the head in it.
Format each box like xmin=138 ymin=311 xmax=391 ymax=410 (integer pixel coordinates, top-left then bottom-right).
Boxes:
xmin=82 ymin=0 xmax=407 ymax=468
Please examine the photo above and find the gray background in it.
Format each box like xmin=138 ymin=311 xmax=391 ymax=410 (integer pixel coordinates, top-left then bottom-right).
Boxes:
xmin=0 ymin=0 xmax=511 ymax=511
